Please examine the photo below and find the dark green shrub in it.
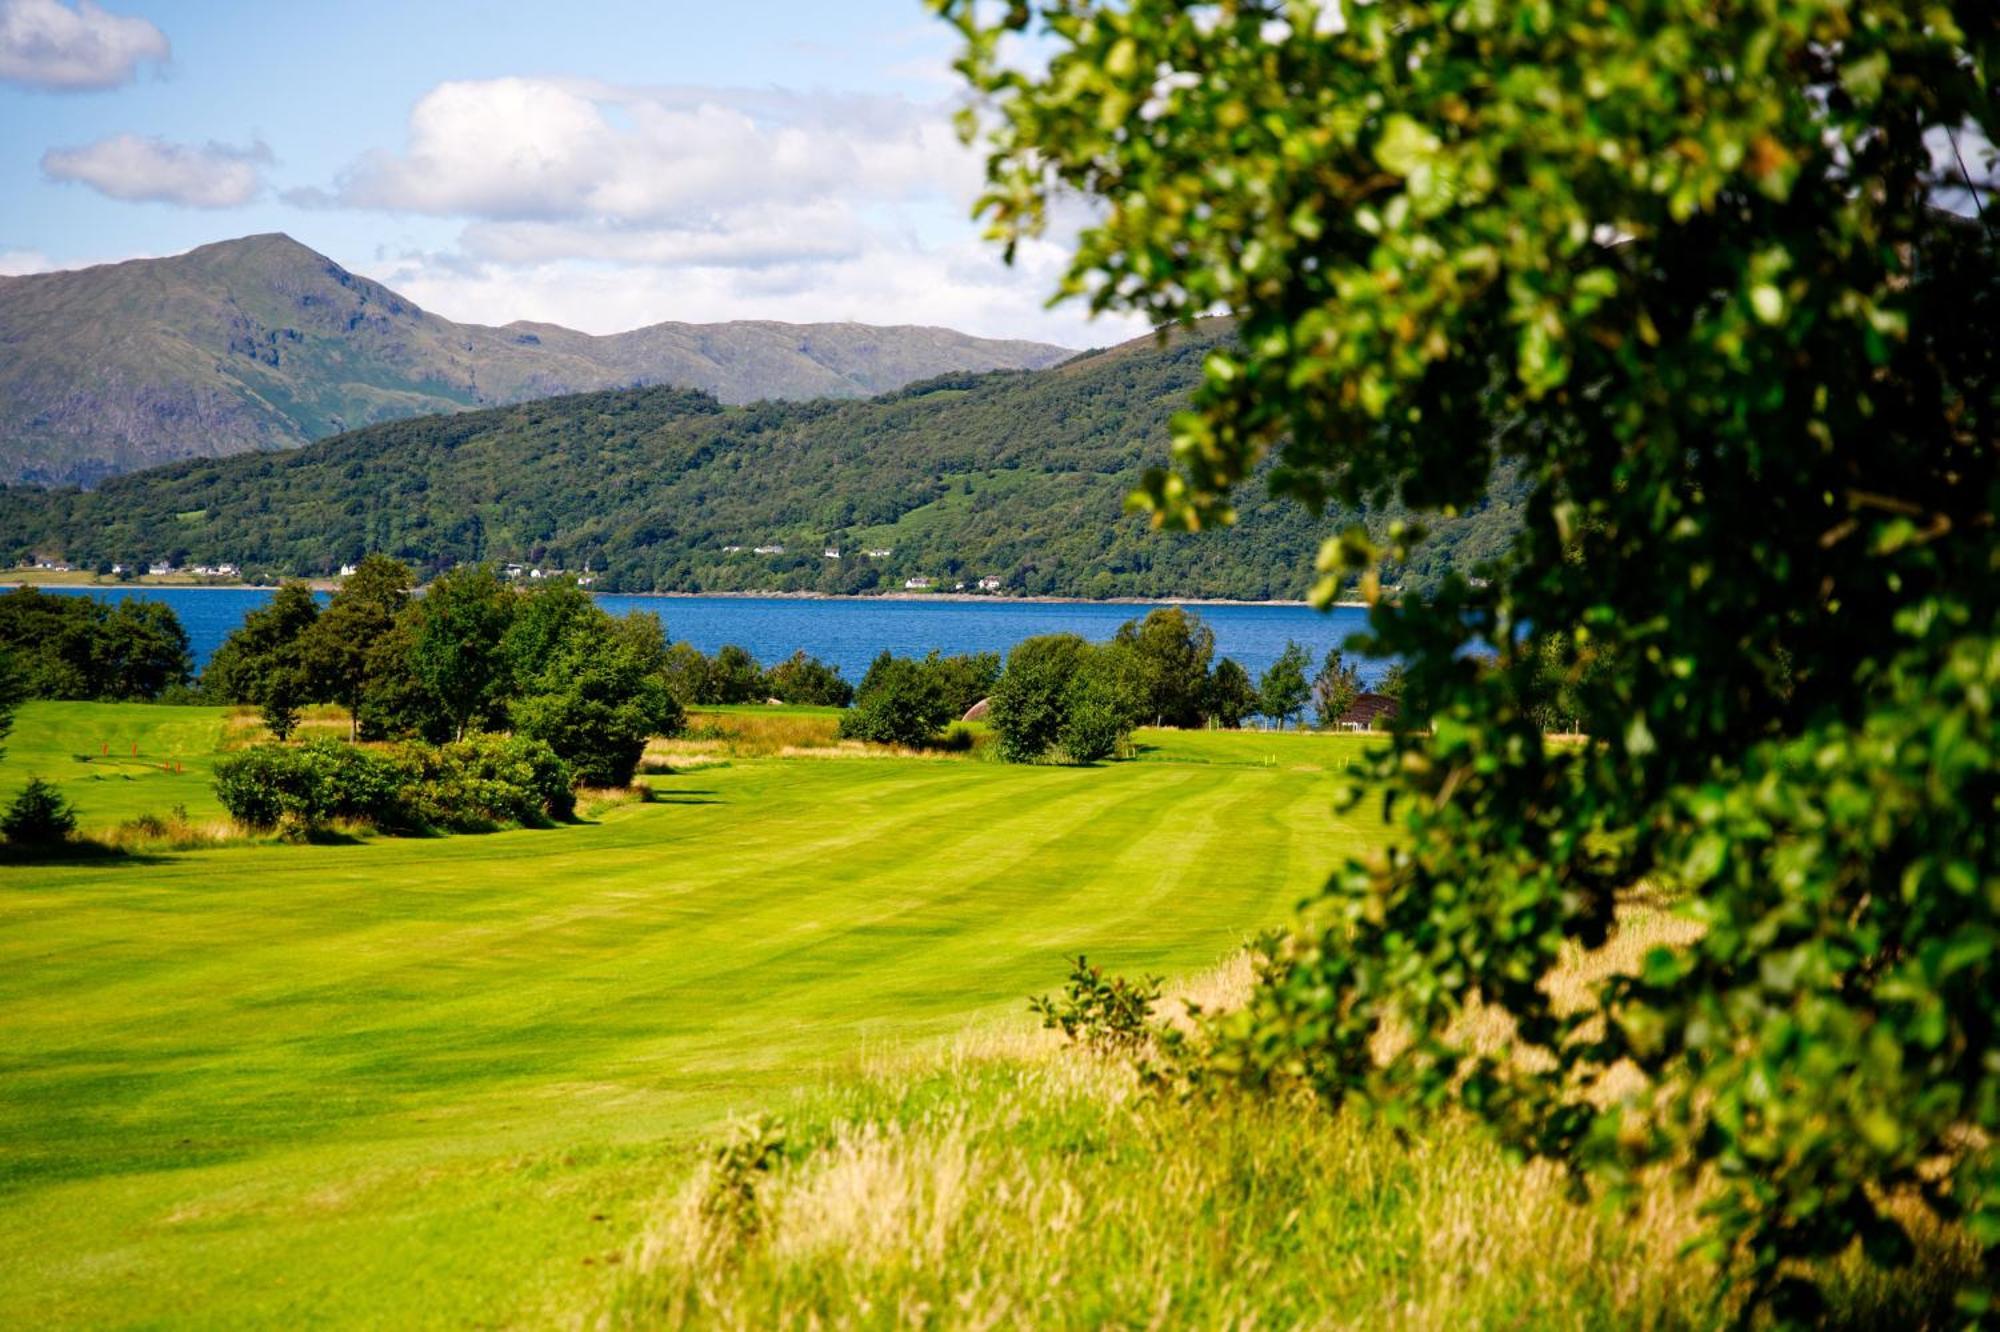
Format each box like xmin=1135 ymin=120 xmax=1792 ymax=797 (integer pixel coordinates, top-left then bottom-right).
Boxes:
xmin=213 ymin=740 xmax=403 ymax=833
xmin=213 ymin=746 xmax=304 ymax=831
xmin=2 ymin=777 xmax=78 ymax=847
xmin=396 ymin=734 xmax=574 ymax=830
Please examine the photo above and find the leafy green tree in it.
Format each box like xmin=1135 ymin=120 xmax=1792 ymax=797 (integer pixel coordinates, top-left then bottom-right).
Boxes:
xmin=989 ymin=635 xmax=1141 ymax=762
xmin=763 ymin=650 xmax=855 ymax=707
xmin=658 ymin=640 xmax=714 ymax=707
xmin=405 ymin=565 xmax=516 ymax=741
xmin=260 ymin=669 xmax=307 ymax=742
xmin=501 ymin=579 xmax=597 ymax=687
xmin=838 ymin=655 xmax=954 ymax=747
xmin=1113 ymin=607 xmax=1215 ymax=727
xmin=944 ymin=0 xmax=2000 ymax=1314
xmin=96 ymin=599 xmax=194 ymax=701
xmin=512 ymin=608 xmax=684 ymax=788
xmin=923 ymin=651 xmax=1002 ymax=720
xmin=203 ymin=582 xmax=320 ymax=704
xmin=1256 ymin=642 xmax=1311 ymax=730
xmin=1201 ymin=657 xmax=1257 ymax=729
xmin=299 ymin=555 xmax=413 ymax=739
xmin=0 ymin=650 xmax=21 ymax=762
xmin=989 ymin=634 xmax=1090 ymax=762
xmin=1 ymin=777 xmax=77 ymax=848
xmin=0 ymin=588 xmax=192 ymax=701
xmin=1373 ymin=663 xmax=1407 ymax=702
xmin=1310 ymin=649 xmax=1362 ymax=731
xmin=707 ymin=645 xmax=766 ymax=705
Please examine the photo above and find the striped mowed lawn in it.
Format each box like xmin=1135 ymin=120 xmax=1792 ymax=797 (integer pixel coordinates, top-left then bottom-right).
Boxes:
xmin=0 ymin=706 xmax=1382 ymax=1328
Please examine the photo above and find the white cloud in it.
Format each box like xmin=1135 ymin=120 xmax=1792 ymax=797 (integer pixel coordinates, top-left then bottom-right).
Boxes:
xmin=366 ymin=232 xmax=1147 ymax=350
xmin=311 ymin=75 xmax=1140 ymax=348
xmin=0 ymin=0 xmax=167 ymax=91
xmin=321 ymin=78 xmax=979 ymax=225
xmin=41 ymin=133 xmax=270 ymax=208
xmin=0 ymin=247 xmax=55 ymax=275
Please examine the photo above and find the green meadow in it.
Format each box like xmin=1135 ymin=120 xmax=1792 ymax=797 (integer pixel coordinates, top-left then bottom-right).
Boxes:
xmin=0 ymin=703 xmax=1374 ymax=1327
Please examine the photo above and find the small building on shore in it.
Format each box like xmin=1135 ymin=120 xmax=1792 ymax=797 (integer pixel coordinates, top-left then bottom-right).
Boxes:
xmin=1334 ymin=693 xmax=1401 ymax=731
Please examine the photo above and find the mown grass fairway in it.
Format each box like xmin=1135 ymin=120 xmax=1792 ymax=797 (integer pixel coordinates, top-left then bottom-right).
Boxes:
xmin=1 ymin=701 xmax=233 ymax=828
xmin=0 ymin=706 xmax=1376 ymax=1327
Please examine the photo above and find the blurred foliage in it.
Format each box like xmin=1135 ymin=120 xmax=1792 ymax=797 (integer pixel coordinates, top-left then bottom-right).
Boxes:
xmin=941 ymin=0 xmax=1999 ymax=1316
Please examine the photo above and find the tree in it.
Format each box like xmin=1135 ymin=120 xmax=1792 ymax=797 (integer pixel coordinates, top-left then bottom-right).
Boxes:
xmin=0 ymin=588 xmax=192 ymax=701
xmin=299 ymin=555 xmax=413 ymax=739
xmin=1202 ymin=657 xmax=1257 ymax=729
xmin=989 ymin=634 xmax=1090 ymax=762
xmin=260 ymin=669 xmax=307 ymax=742
xmin=405 ymin=565 xmax=515 ymax=741
xmin=1113 ymin=607 xmax=1214 ymax=727
xmin=0 ymin=650 xmax=21 ymax=762
xmin=512 ymin=608 xmax=683 ymax=788
xmin=945 ymin=0 xmax=2000 ymax=1315
xmin=989 ymin=635 xmax=1141 ymax=763
xmin=923 ymin=651 xmax=1002 ymax=720
xmin=202 ymin=582 xmax=319 ymax=704
xmin=1310 ymin=649 xmax=1362 ymax=730
xmin=763 ymin=650 xmax=855 ymax=707
xmin=1256 ymin=643 xmax=1311 ymax=730
xmin=707 ymin=645 xmax=766 ymax=705
xmin=1 ymin=777 xmax=77 ymax=848
xmin=837 ymin=655 xmax=953 ymax=747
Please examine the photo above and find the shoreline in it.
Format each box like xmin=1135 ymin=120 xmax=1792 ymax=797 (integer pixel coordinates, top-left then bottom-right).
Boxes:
xmin=3 ymin=577 xmax=1366 ymax=610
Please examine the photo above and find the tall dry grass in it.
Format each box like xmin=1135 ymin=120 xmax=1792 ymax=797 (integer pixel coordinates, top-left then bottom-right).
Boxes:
xmin=645 ymin=711 xmax=982 ymax=768
xmin=605 ymin=916 xmax=1976 ymax=1330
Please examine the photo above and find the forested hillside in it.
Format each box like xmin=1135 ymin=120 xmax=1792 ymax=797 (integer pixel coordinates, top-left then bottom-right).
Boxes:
xmin=0 ymin=325 xmax=1522 ymax=600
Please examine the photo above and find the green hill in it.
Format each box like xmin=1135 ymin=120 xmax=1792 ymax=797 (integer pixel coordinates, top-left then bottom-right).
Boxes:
xmin=0 ymin=324 xmax=1521 ymax=600
xmin=0 ymin=234 xmax=1071 ymax=486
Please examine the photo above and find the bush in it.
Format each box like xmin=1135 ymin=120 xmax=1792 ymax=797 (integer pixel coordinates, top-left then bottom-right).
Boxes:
xmin=213 ymin=739 xmax=402 ymax=834
xmin=395 ymin=734 xmax=575 ymax=830
xmin=513 ymin=612 xmax=684 ymax=788
xmin=2 ymin=777 xmax=78 ymax=847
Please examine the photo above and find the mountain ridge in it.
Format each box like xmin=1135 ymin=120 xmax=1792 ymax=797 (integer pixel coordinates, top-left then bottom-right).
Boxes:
xmin=0 ymin=234 xmax=1073 ymax=486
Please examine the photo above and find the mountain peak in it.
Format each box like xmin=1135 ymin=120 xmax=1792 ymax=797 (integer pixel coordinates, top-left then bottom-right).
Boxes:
xmin=0 ymin=233 xmax=1076 ymax=487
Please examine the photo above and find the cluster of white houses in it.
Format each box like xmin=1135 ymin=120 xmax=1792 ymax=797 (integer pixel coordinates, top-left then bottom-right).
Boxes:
xmin=712 ymin=542 xmax=1007 ymax=594
xmin=498 ymin=563 xmax=595 ymax=586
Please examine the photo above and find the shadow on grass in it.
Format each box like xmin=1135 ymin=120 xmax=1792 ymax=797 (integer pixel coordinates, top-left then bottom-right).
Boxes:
xmin=0 ymin=840 xmax=175 ymax=869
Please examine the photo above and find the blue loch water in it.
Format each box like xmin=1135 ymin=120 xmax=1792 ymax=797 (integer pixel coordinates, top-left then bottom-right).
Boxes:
xmin=20 ymin=586 xmax=1386 ymax=685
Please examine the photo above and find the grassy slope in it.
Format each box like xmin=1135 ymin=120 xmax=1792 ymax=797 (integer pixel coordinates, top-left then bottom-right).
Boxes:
xmin=0 ymin=707 xmax=1369 ymax=1327
xmin=1 ymin=701 xmax=234 ymax=827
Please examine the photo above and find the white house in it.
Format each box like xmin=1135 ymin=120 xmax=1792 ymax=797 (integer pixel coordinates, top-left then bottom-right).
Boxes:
xmin=977 ymin=576 xmax=1003 ymax=591
xmin=865 ymin=547 xmax=893 ymax=558
xmin=338 ymin=563 xmax=358 ymax=577
xmin=823 ymin=547 xmax=841 ymax=559
xmin=753 ymin=544 xmax=785 ymax=555
xmin=903 ymin=576 xmax=932 ymax=590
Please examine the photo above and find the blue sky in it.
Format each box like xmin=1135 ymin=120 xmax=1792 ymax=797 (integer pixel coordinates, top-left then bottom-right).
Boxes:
xmin=0 ymin=0 xmax=1136 ymax=346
